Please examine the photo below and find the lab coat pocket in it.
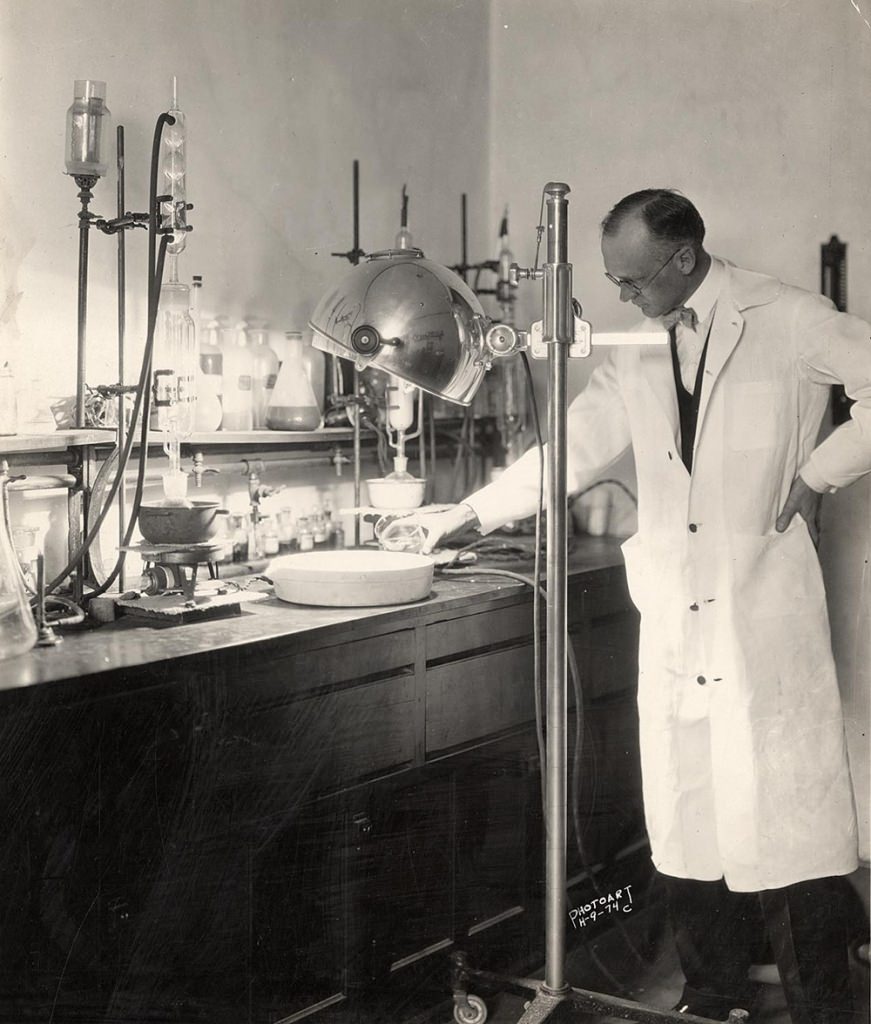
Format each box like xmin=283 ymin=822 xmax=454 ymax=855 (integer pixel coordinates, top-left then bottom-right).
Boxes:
xmin=730 ymin=525 xmax=834 ymax=709
xmin=732 ymin=524 xmax=826 ymax=619
xmin=726 ymin=381 xmax=789 ymax=451
xmin=620 ymin=532 xmax=686 ymax=625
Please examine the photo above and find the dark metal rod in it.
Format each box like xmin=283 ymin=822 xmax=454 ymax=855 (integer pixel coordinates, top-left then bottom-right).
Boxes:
xmin=461 ymin=193 xmax=468 ymax=281
xmin=353 ymin=368 xmax=361 ymax=545
xmin=116 ymin=125 xmax=127 ymax=590
xmin=74 ymin=176 xmax=98 ymax=427
xmin=543 ymin=181 xmax=571 ymax=996
xmin=351 ymin=159 xmax=362 ymax=542
xmin=353 ymin=159 xmax=360 ymax=259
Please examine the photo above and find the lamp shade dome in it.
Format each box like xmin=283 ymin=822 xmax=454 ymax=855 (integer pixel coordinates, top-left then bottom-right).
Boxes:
xmin=308 ymin=248 xmax=491 ymax=406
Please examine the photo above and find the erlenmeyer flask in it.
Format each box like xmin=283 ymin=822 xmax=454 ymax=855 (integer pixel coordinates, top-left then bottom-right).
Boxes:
xmin=0 ymin=476 xmax=37 ymax=660
xmin=266 ymin=332 xmax=323 ymax=431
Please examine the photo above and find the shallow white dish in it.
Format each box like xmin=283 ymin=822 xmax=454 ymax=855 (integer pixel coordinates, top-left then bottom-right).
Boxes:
xmin=269 ymin=550 xmax=434 ymax=606
xmin=365 ymin=477 xmax=426 ymax=510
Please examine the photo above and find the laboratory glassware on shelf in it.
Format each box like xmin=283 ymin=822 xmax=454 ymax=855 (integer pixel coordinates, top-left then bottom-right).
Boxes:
xmin=266 ymin=331 xmax=323 ymax=430
xmin=249 ymin=321 xmax=279 ymax=429
xmin=277 ymin=330 xmax=326 ymax=412
xmin=220 ymin=322 xmax=255 ymax=431
xmin=0 ymin=472 xmax=38 ymax=660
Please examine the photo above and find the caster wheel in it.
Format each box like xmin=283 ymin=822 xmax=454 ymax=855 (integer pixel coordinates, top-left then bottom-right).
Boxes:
xmin=454 ymin=993 xmax=488 ymax=1024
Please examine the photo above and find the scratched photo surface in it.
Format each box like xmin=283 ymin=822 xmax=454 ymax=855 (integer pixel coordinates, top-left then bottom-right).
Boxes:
xmin=0 ymin=1 xmax=868 ymax=1022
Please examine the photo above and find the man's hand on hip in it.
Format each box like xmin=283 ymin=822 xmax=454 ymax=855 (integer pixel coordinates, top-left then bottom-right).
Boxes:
xmin=776 ymin=476 xmax=824 ymax=546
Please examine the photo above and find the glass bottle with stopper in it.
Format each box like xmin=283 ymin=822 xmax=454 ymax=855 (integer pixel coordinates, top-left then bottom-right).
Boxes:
xmin=192 ymin=278 xmax=223 ymax=432
xmin=249 ymin=320 xmax=280 ymax=429
xmin=220 ymin=322 xmax=255 ymax=431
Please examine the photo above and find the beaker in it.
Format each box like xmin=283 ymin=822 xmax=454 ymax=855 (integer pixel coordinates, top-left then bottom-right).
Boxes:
xmin=375 ymin=514 xmax=427 ymax=554
xmin=266 ymin=333 xmax=322 ymax=431
xmin=0 ymin=477 xmax=38 ymax=660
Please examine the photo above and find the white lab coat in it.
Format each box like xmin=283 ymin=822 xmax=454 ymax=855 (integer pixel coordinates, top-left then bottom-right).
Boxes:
xmin=467 ymin=261 xmax=871 ymax=891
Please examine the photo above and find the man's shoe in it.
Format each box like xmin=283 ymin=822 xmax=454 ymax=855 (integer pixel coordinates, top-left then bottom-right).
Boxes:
xmin=671 ymin=983 xmax=760 ymax=1021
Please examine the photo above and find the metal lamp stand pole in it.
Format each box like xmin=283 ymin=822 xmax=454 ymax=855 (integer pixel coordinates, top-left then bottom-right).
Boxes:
xmin=544 ymin=181 xmax=572 ymax=995
xmin=529 ymin=179 xmax=574 ymax=1018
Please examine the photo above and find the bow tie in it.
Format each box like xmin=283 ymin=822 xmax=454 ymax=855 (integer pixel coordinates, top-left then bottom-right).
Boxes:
xmin=662 ymin=306 xmax=698 ymax=331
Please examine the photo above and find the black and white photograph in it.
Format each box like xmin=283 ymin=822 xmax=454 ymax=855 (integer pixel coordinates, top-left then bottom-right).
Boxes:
xmin=0 ymin=2 xmax=869 ymax=1023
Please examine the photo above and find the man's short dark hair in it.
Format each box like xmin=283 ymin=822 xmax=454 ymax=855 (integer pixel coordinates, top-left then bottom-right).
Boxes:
xmin=601 ymin=189 xmax=706 ymax=248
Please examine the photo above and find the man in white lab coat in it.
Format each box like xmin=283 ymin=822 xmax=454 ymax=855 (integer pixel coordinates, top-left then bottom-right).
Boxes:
xmin=410 ymin=190 xmax=870 ymax=1024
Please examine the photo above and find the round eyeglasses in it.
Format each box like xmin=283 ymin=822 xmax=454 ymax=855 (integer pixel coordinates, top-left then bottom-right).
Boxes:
xmin=604 ymin=246 xmax=683 ymax=297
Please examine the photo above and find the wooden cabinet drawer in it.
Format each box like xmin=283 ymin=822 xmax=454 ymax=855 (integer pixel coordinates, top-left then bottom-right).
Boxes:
xmin=227 ymin=675 xmax=417 ymax=818
xmin=425 ymin=645 xmax=535 ymax=754
xmin=229 ymin=628 xmax=416 ymax=707
xmin=426 ymin=603 xmax=535 ymax=663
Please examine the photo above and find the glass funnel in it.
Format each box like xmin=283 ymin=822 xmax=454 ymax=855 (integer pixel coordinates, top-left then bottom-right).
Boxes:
xmin=0 ymin=476 xmax=38 ymax=660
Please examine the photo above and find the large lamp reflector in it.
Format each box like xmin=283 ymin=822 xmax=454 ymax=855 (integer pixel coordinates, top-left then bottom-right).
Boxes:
xmin=308 ymin=248 xmax=491 ymax=405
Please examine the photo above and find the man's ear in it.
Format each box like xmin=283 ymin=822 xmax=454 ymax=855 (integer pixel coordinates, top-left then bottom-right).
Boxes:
xmin=676 ymin=245 xmax=697 ymax=276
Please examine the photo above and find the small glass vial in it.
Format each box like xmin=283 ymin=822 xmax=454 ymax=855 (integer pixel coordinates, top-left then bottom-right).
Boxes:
xmin=311 ymin=508 xmax=327 ymax=546
xmin=297 ymin=516 xmax=314 ymax=552
xmin=231 ymin=516 xmax=249 ymax=562
xmin=322 ymin=498 xmax=335 ymax=543
xmin=277 ymin=507 xmax=296 ymax=551
xmin=259 ymin=516 xmax=280 ymax=557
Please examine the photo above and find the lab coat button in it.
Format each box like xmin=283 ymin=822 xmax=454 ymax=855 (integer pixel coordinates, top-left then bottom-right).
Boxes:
xmin=688 ymin=523 xmax=698 ymax=533
xmin=696 ymin=675 xmax=706 ymax=685
xmin=689 ymin=603 xmax=699 ymax=611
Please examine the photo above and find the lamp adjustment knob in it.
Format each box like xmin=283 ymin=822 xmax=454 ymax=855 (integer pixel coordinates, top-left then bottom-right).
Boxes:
xmin=351 ymin=325 xmax=382 ymax=355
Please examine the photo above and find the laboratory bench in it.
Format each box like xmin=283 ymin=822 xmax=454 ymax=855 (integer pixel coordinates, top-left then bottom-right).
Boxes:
xmin=0 ymin=535 xmax=646 ymax=1024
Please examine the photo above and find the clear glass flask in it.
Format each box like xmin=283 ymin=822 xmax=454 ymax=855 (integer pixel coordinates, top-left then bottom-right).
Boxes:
xmin=266 ymin=332 xmax=322 ymax=430
xmin=0 ymin=476 xmax=38 ymax=660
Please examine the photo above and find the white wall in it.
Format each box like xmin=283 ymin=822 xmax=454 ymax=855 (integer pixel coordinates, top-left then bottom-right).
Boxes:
xmin=487 ymin=0 xmax=871 ymax=860
xmin=0 ymin=0 xmax=492 ymax=555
